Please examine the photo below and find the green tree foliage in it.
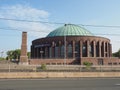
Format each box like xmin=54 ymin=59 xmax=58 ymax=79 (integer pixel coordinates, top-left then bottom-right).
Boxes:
xmin=6 ymin=49 xmax=31 ymax=61
xmin=27 ymin=52 xmax=31 ymax=59
xmin=6 ymin=49 xmax=20 ymax=61
xmin=112 ymin=49 xmax=120 ymax=57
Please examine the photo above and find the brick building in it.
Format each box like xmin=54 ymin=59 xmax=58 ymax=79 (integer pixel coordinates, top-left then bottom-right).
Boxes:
xmin=30 ymin=24 xmax=119 ymax=65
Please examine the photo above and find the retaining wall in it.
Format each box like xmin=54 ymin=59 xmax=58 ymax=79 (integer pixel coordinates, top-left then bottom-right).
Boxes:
xmin=0 ymin=72 xmax=120 ymax=79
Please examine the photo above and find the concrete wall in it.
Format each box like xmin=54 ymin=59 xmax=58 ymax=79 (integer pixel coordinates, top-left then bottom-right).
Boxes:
xmin=0 ymin=72 xmax=120 ymax=79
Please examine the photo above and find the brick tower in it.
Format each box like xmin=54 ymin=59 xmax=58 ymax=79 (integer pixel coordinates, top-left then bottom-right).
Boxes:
xmin=20 ymin=32 xmax=28 ymax=64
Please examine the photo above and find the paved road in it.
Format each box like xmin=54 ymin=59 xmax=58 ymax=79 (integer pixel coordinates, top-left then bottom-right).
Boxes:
xmin=0 ymin=78 xmax=120 ymax=90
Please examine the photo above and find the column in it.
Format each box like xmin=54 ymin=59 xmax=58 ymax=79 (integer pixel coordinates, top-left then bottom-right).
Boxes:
xmin=107 ymin=42 xmax=109 ymax=57
xmin=93 ymin=41 xmax=96 ymax=57
xmin=72 ymin=41 xmax=75 ymax=58
xmin=87 ymin=40 xmax=90 ymax=57
xmin=99 ymin=41 xmax=101 ymax=57
xmin=80 ymin=41 xmax=82 ymax=57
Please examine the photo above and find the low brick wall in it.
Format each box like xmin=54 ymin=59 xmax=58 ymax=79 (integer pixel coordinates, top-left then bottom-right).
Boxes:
xmin=29 ymin=57 xmax=120 ymax=65
xmin=0 ymin=72 xmax=120 ymax=79
xmin=29 ymin=59 xmax=77 ymax=65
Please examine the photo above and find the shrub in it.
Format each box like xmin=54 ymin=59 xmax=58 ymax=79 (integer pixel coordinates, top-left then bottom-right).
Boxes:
xmin=83 ymin=61 xmax=92 ymax=70
xmin=83 ymin=62 xmax=92 ymax=66
xmin=0 ymin=58 xmax=5 ymax=60
xmin=41 ymin=64 xmax=46 ymax=70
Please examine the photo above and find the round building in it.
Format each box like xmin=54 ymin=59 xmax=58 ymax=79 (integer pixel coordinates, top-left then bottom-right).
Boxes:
xmin=31 ymin=24 xmax=112 ymax=65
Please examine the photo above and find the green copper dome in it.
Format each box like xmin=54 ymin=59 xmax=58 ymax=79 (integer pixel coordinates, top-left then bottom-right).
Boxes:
xmin=47 ymin=24 xmax=93 ymax=37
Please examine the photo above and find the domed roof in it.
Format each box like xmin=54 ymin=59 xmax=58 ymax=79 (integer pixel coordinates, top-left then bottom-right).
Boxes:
xmin=47 ymin=24 xmax=93 ymax=37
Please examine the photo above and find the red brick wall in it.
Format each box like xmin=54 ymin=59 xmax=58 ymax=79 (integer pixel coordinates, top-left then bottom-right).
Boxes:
xmin=29 ymin=57 xmax=120 ymax=65
xmin=81 ymin=57 xmax=120 ymax=65
xmin=29 ymin=58 xmax=78 ymax=65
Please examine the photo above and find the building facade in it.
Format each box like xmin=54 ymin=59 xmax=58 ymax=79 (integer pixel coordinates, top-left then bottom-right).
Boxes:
xmin=30 ymin=24 xmax=119 ymax=65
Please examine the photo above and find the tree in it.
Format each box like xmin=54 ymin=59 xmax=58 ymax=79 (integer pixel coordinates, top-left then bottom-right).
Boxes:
xmin=27 ymin=52 xmax=31 ymax=59
xmin=6 ymin=50 xmax=14 ymax=60
xmin=12 ymin=49 xmax=21 ymax=60
xmin=112 ymin=49 xmax=120 ymax=58
xmin=6 ymin=49 xmax=30 ymax=61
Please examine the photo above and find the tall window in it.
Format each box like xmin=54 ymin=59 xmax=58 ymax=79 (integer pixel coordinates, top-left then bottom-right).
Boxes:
xmin=96 ymin=42 xmax=99 ymax=57
xmin=89 ymin=42 xmax=93 ymax=57
xmin=35 ymin=48 xmax=37 ymax=58
xmin=105 ymin=42 xmax=107 ymax=57
xmin=61 ymin=45 xmax=64 ymax=58
xmin=101 ymin=42 xmax=104 ymax=57
xmin=68 ymin=44 xmax=72 ymax=58
xmin=82 ymin=42 xmax=87 ymax=57
xmin=49 ymin=47 xmax=52 ymax=58
xmin=55 ymin=47 xmax=59 ymax=58
xmin=75 ymin=42 xmax=80 ymax=58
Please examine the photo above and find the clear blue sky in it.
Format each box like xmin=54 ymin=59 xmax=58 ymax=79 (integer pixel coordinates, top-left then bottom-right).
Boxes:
xmin=0 ymin=0 xmax=120 ymax=57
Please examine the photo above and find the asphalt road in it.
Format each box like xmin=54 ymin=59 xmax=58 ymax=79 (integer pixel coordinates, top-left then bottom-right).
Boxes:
xmin=0 ymin=78 xmax=120 ymax=90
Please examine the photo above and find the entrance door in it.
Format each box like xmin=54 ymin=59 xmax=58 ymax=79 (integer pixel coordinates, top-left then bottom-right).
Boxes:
xmin=98 ymin=59 xmax=104 ymax=65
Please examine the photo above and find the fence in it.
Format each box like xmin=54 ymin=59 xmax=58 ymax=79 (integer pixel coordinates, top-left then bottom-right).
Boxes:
xmin=0 ymin=64 xmax=120 ymax=72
